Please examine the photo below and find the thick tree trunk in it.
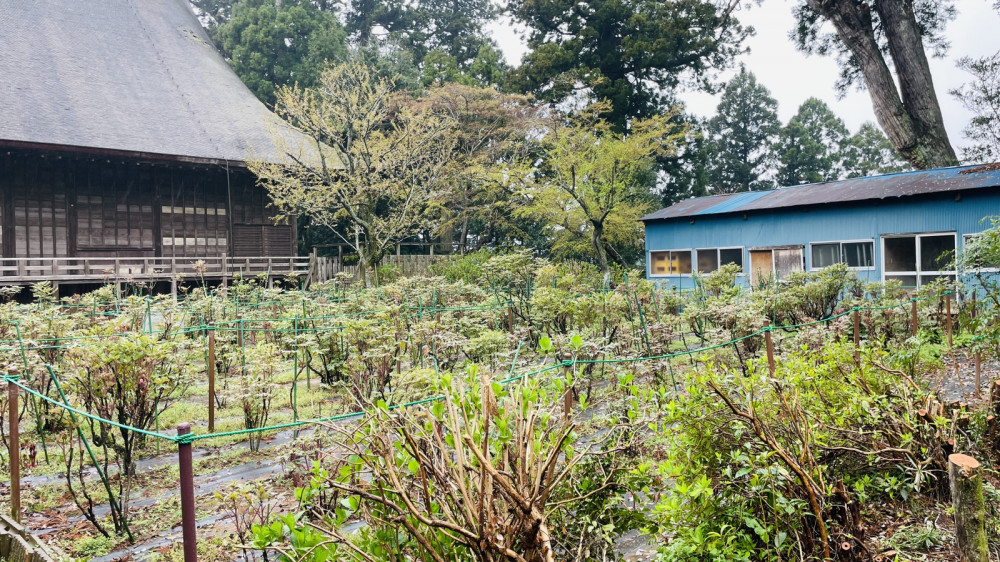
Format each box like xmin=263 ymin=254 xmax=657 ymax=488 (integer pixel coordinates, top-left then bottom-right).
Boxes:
xmin=874 ymin=0 xmax=958 ymax=168
xmin=948 ymin=453 xmax=989 ymax=562
xmin=805 ymin=0 xmax=958 ymax=169
xmin=591 ymin=220 xmax=609 ymax=278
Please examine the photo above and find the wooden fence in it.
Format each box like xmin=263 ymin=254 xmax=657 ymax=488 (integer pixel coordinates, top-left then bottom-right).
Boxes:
xmin=0 ymin=256 xmax=310 ymax=285
xmin=309 ymin=254 xmax=439 ymax=285
xmin=0 ymin=514 xmax=57 ymax=562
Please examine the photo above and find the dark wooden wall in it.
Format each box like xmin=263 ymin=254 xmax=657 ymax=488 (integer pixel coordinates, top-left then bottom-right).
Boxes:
xmin=0 ymin=149 xmax=295 ymax=259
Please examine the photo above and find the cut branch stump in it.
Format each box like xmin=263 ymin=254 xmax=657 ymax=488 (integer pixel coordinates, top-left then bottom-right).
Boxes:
xmin=948 ymin=453 xmax=988 ymax=562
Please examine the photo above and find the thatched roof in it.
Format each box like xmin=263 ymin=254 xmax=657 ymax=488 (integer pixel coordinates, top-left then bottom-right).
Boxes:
xmin=0 ymin=0 xmax=314 ymax=165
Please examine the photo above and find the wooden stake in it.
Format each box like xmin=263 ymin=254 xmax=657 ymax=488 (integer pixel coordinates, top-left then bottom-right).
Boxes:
xmin=764 ymin=320 xmax=775 ymax=375
xmin=8 ymin=375 xmax=21 ymax=524
xmin=974 ymin=353 xmax=982 ymax=398
xmin=236 ymin=315 xmax=244 ymax=348
xmin=177 ymin=423 xmax=198 ymax=562
xmin=207 ymin=324 xmax=216 ymax=434
xmin=948 ymin=454 xmax=989 ymax=562
xmin=562 ymin=353 xmax=573 ymax=419
xmin=946 ymin=293 xmax=953 ymax=348
xmin=911 ymin=299 xmax=918 ymax=336
xmin=853 ymin=308 xmax=861 ymax=366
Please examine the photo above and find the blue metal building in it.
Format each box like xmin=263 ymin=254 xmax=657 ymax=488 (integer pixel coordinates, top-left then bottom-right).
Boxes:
xmin=640 ymin=165 xmax=1000 ymax=289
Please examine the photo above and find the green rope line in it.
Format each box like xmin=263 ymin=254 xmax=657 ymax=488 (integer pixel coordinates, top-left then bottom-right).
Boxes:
xmin=0 ymin=288 xmax=964 ymax=447
xmin=4 ymin=375 xmax=174 ymax=442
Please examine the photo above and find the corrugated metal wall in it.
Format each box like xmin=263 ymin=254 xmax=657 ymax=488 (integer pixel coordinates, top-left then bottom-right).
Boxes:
xmin=644 ymin=190 xmax=1000 ymax=288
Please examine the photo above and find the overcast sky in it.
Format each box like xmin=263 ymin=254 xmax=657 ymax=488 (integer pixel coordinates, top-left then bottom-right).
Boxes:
xmin=487 ymin=0 xmax=1000 ymax=153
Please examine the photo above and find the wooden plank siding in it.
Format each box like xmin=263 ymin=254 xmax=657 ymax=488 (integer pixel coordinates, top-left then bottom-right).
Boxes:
xmin=0 ymin=149 xmax=298 ymax=283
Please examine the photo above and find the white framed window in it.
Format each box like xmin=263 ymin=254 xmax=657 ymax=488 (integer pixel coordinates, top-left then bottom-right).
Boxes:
xmin=963 ymin=233 xmax=1000 ymax=272
xmin=881 ymin=232 xmax=956 ymax=288
xmin=810 ymin=240 xmax=875 ymax=270
xmin=695 ymin=247 xmax=744 ymax=273
xmin=650 ymin=249 xmax=693 ymax=276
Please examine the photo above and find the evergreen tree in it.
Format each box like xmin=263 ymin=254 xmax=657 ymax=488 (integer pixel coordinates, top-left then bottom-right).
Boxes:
xmin=952 ymin=53 xmax=1000 ymax=163
xmin=792 ymin=0 xmax=958 ymax=168
xmin=212 ymin=0 xmax=348 ymax=105
xmin=509 ymin=0 xmax=749 ymax=131
xmin=705 ymin=68 xmax=780 ymax=193
xmin=657 ymin=117 xmax=711 ymax=206
xmin=775 ymin=98 xmax=849 ymax=186
xmin=842 ymin=122 xmax=908 ymax=178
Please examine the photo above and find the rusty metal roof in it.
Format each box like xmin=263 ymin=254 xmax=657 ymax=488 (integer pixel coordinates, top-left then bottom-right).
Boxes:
xmin=641 ymin=165 xmax=1000 ymax=222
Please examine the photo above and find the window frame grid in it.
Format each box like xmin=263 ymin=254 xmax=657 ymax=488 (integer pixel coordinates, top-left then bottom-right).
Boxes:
xmin=808 ymin=239 xmax=876 ymax=271
xmin=880 ymin=232 xmax=957 ymax=287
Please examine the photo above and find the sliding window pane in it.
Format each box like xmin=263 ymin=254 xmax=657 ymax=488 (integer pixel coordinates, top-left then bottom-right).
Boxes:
xmin=884 ymin=237 xmax=916 ymax=272
xmin=811 ymin=243 xmax=840 ymax=268
xmin=842 ymin=241 xmax=873 ymax=268
xmin=672 ymin=251 xmax=692 ymax=274
xmin=920 ymin=235 xmax=955 ymax=272
xmin=921 ymin=274 xmax=956 ymax=286
xmin=650 ymin=252 xmax=669 ymax=275
xmin=886 ymin=274 xmax=917 ymax=288
xmin=719 ymin=248 xmax=743 ymax=268
xmin=697 ymin=249 xmax=718 ymax=273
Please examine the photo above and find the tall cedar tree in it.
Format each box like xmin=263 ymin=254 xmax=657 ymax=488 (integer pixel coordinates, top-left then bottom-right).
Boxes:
xmin=343 ymin=0 xmax=497 ymax=71
xmin=706 ymin=68 xmax=780 ymax=193
xmin=842 ymin=122 xmax=907 ymax=178
xmin=775 ymin=98 xmax=849 ymax=186
xmin=793 ymin=0 xmax=958 ymax=169
xmin=212 ymin=0 xmax=348 ymax=105
xmin=509 ymin=0 xmax=749 ymax=131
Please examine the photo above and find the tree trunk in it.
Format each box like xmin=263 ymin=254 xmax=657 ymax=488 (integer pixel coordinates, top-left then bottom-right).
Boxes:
xmin=948 ymin=453 xmax=989 ymax=562
xmin=354 ymin=224 xmax=369 ymax=288
xmin=591 ymin=220 xmax=610 ymax=278
xmin=873 ymin=0 xmax=958 ymax=168
xmin=805 ymin=0 xmax=958 ymax=169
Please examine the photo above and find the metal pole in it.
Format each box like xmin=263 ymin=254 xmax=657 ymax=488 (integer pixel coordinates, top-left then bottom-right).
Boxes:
xmin=8 ymin=376 xmax=21 ymax=524
xmin=764 ymin=320 xmax=775 ymax=375
xmin=177 ymin=423 xmax=197 ymax=562
xmin=207 ymin=326 xmax=216 ymax=434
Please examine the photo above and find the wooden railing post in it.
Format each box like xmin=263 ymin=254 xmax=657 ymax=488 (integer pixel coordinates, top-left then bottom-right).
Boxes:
xmin=8 ymin=370 xmax=21 ymax=524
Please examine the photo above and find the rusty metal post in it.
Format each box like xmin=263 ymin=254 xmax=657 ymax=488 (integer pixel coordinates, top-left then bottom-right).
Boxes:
xmin=8 ymin=375 xmax=21 ymax=524
xmin=764 ymin=320 xmax=775 ymax=375
xmin=177 ymin=423 xmax=197 ymax=562
xmin=911 ymin=299 xmax=918 ymax=336
xmin=207 ymin=325 xmax=216 ymax=434
xmin=946 ymin=294 xmax=953 ymax=348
